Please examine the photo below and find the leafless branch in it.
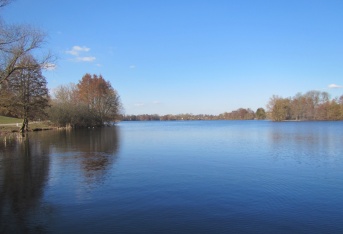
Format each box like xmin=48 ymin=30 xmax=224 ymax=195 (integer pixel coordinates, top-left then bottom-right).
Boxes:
xmin=0 ymin=23 xmax=53 ymax=85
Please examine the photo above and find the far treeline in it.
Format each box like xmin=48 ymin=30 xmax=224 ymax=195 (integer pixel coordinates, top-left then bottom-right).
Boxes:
xmin=122 ymin=108 xmax=266 ymax=121
xmin=123 ymin=90 xmax=343 ymax=122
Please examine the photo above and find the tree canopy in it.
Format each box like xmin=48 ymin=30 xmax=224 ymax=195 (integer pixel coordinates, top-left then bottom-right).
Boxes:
xmin=267 ymin=91 xmax=343 ymax=121
xmin=50 ymin=74 xmax=122 ymax=127
xmin=0 ymin=54 xmax=49 ymax=132
xmin=256 ymin=108 xmax=266 ymax=120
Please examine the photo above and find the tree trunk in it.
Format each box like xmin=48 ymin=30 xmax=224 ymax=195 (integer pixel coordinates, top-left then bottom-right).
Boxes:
xmin=20 ymin=117 xmax=28 ymax=133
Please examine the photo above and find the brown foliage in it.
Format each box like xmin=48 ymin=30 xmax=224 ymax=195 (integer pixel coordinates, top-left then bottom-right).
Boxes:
xmin=50 ymin=74 xmax=121 ymax=127
xmin=268 ymin=91 xmax=343 ymax=121
xmin=77 ymin=74 xmax=121 ymax=125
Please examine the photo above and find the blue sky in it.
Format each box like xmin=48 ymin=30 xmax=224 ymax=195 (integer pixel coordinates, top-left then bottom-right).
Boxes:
xmin=2 ymin=0 xmax=343 ymax=115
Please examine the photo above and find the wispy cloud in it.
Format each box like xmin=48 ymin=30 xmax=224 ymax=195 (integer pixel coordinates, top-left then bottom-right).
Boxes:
xmin=328 ymin=84 xmax=343 ymax=89
xmin=152 ymin=101 xmax=161 ymax=105
xmin=42 ymin=63 xmax=57 ymax=71
xmin=129 ymin=65 xmax=136 ymax=69
xmin=76 ymin=56 xmax=96 ymax=62
xmin=66 ymin=46 xmax=90 ymax=56
xmin=66 ymin=45 xmax=95 ymax=62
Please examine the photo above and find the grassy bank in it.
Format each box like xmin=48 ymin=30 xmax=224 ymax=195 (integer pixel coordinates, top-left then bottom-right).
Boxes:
xmin=0 ymin=116 xmax=23 ymax=124
xmin=0 ymin=116 xmax=56 ymax=135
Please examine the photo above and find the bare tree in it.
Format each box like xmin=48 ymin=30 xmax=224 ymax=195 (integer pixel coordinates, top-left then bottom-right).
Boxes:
xmin=0 ymin=22 xmax=53 ymax=85
xmin=0 ymin=1 xmax=53 ymax=85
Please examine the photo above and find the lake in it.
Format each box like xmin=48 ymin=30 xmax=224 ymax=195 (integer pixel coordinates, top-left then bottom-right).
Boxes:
xmin=1 ymin=121 xmax=343 ymax=233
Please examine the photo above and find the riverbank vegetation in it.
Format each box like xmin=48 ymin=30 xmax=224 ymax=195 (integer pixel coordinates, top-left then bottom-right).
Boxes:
xmin=0 ymin=72 xmax=122 ymax=133
xmin=121 ymin=91 xmax=343 ymax=122
xmin=122 ymin=107 xmax=265 ymax=121
xmin=267 ymin=91 xmax=343 ymax=121
xmin=0 ymin=1 xmax=53 ymax=132
xmin=0 ymin=55 xmax=50 ymax=132
xmin=0 ymin=116 xmax=54 ymax=134
xmin=0 ymin=1 xmax=121 ymax=132
xmin=49 ymin=74 xmax=122 ymax=128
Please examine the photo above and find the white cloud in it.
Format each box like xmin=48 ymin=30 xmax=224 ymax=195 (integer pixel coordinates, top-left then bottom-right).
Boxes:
xmin=66 ymin=46 xmax=90 ymax=56
xmin=76 ymin=56 xmax=96 ymax=62
xmin=152 ymin=101 xmax=161 ymax=104
xmin=66 ymin=45 xmax=96 ymax=63
xmin=129 ymin=65 xmax=136 ymax=69
xmin=41 ymin=63 xmax=57 ymax=71
xmin=328 ymin=84 xmax=343 ymax=89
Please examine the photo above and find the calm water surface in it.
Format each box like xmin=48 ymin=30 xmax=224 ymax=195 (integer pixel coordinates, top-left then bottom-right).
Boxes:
xmin=1 ymin=121 xmax=343 ymax=233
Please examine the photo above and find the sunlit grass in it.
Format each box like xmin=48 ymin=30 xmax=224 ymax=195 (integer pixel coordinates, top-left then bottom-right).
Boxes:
xmin=0 ymin=116 xmax=55 ymax=134
xmin=0 ymin=116 xmax=23 ymax=124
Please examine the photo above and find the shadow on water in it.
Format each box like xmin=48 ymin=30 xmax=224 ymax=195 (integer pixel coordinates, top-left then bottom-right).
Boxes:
xmin=0 ymin=126 xmax=120 ymax=233
xmin=0 ymin=134 xmax=50 ymax=233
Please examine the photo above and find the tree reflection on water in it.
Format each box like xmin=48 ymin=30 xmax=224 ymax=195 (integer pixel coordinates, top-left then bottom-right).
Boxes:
xmin=50 ymin=127 xmax=120 ymax=186
xmin=0 ymin=134 xmax=50 ymax=233
xmin=0 ymin=126 xmax=120 ymax=233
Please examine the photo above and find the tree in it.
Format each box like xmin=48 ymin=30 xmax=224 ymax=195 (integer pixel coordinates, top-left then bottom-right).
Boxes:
xmin=290 ymin=93 xmax=306 ymax=120
xmin=0 ymin=55 xmax=49 ymax=132
xmin=0 ymin=2 xmax=53 ymax=85
xmin=49 ymin=84 xmax=84 ymax=127
xmin=302 ymin=90 xmax=329 ymax=120
xmin=255 ymin=108 xmax=266 ymax=120
xmin=49 ymin=83 xmax=99 ymax=128
xmin=327 ymin=100 xmax=342 ymax=120
xmin=339 ymin=95 xmax=343 ymax=105
xmin=50 ymin=74 xmax=122 ymax=128
xmin=267 ymin=91 xmax=343 ymax=121
xmin=0 ymin=23 xmax=52 ymax=85
xmin=77 ymin=74 xmax=121 ymax=125
xmin=267 ymin=96 xmax=291 ymax=121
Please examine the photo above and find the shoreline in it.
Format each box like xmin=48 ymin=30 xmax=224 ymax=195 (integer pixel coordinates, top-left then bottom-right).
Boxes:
xmin=0 ymin=121 xmax=60 ymax=136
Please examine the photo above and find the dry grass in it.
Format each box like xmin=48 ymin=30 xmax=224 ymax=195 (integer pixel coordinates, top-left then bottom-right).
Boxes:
xmin=0 ymin=116 xmax=56 ymax=135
